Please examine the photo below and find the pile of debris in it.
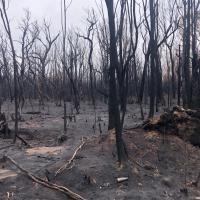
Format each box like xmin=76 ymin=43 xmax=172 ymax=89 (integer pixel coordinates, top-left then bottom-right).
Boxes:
xmin=143 ymin=106 xmax=200 ymax=146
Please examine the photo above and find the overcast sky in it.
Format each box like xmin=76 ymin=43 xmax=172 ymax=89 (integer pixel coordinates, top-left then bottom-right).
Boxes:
xmin=7 ymin=0 xmax=97 ymax=33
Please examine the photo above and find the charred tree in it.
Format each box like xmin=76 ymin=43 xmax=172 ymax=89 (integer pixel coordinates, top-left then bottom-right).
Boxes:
xmin=105 ymin=0 xmax=127 ymax=163
xmin=0 ymin=0 xmax=19 ymax=143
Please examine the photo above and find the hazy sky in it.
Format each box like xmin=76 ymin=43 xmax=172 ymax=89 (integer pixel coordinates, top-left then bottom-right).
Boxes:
xmin=8 ymin=0 xmax=97 ymax=33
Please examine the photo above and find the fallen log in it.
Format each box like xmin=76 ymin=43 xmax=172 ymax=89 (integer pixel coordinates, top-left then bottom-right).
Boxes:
xmin=4 ymin=155 xmax=87 ymax=200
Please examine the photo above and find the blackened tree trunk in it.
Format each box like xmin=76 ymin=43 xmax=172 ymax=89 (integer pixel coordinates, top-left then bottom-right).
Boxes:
xmin=191 ymin=0 xmax=200 ymax=107
xmin=61 ymin=0 xmax=67 ymax=134
xmin=182 ymin=0 xmax=191 ymax=108
xmin=177 ymin=45 xmax=181 ymax=106
xmin=166 ymin=32 xmax=176 ymax=100
xmin=0 ymin=0 xmax=19 ymax=143
xmin=105 ymin=0 xmax=127 ymax=163
xmin=148 ymin=0 xmax=156 ymax=118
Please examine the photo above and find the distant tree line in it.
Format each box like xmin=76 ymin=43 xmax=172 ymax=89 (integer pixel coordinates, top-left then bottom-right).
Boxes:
xmin=0 ymin=0 xmax=200 ymax=163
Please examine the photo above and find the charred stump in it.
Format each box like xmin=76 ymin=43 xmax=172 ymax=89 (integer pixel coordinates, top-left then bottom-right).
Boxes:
xmin=0 ymin=113 xmax=11 ymax=139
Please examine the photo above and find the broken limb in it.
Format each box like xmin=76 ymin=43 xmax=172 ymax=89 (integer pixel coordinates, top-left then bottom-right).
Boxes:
xmin=55 ymin=137 xmax=86 ymax=177
xmin=4 ymin=155 xmax=87 ymax=200
xmin=16 ymin=135 xmax=32 ymax=147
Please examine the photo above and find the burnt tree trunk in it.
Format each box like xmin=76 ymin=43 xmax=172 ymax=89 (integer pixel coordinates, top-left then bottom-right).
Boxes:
xmin=105 ymin=0 xmax=127 ymax=163
xmin=148 ymin=0 xmax=156 ymax=118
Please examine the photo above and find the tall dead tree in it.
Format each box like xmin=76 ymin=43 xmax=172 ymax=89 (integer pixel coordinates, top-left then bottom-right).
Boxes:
xmin=79 ymin=11 xmax=97 ymax=131
xmin=96 ymin=1 xmax=110 ymax=103
xmin=139 ymin=0 xmax=179 ymax=118
xmin=18 ymin=11 xmax=39 ymax=114
xmin=0 ymin=0 xmax=19 ymax=142
xmin=116 ymin=0 xmax=140 ymax=116
xmin=148 ymin=0 xmax=157 ymax=118
xmin=191 ymin=0 xmax=200 ymax=106
xmin=79 ymin=11 xmax=97 ymax=108
xmin=33 ymin=21 xmax=59 ymax=107
xmin=61 ymin=0 xmax=69 ymax=134
xmin=182 ymin=0 xmax=191 ymax=108
xmin=166 ymin=33 xmax=176 ymax=100
xmin=105 ymin=0 xmax=127 ymax=163
xmin=127 ymin=0 xmax=140 ymax=101
xmin=66 ymin=32 xmax=80 ymax=113
xmin=0 ymin=38 xmax=13 ymax=101
xmin=177 ymin=45 xmax=181 ymax=106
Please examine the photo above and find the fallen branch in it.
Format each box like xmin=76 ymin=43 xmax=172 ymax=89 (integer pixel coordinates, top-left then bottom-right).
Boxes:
xmin=4 ymin=155 xmax=87 ymax=200
xmin=16 ymin=135 xmax=32 ymax=148
xmin=55 ymin=138 xmax=86 ymax=177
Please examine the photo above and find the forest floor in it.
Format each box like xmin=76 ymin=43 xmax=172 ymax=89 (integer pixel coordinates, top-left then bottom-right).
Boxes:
xmin=0 ymin=101 xmax=199 ymax=200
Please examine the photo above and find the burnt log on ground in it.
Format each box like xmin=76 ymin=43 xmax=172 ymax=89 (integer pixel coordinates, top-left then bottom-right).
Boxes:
xmin=143 ymin=106 xmax=200 ymax=146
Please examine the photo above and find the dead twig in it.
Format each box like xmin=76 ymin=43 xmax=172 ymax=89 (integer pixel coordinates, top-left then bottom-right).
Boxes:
xmin=55 ymin=138 xmax=86 ymax=177
xmin=4 ymin=155 xmax=87 ymax=200
xmin=16 ymin=135 xmax=32 ymax=148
